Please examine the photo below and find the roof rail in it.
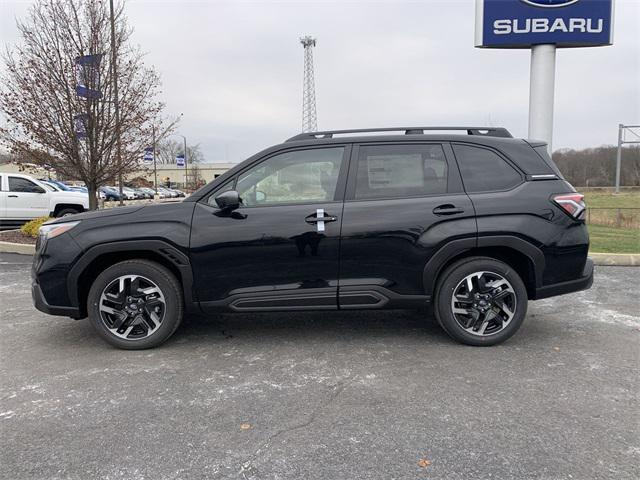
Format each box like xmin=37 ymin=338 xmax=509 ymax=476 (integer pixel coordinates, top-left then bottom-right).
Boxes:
xmin=286 ymin=126 xmax=513 ymax=142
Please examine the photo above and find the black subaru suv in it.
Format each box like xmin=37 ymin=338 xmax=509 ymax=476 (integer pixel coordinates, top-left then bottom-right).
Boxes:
xmin=32 ymin=127 xmax=593 ymax=349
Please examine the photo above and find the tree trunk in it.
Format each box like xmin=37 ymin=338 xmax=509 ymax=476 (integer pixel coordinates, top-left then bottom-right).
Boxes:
xmin=87 ymin=182 xmax=98 ymax=211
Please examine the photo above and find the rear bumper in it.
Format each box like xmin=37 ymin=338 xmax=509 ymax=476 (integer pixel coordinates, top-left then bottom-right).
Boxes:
xmin=32 ymin=280 xmax=82 ymax=318
xmin=533 ymin=258 xmax=594 ymax=300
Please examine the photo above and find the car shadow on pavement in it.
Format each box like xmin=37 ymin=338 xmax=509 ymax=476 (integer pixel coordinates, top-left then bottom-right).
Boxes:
xmin=172 ymin=309 xmax=453 ymax=346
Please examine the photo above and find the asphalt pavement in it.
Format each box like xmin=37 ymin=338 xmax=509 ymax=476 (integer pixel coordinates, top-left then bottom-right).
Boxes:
xmin=1 ymin=252 xmax=638 ymax=480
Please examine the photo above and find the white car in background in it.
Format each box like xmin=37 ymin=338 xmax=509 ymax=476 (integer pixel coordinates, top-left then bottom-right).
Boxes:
xmin=157 ymin=186 xmax=178 ymax=198
xmin=120 ymin=187 xmax=139 ymax=200
xmin=0 ymin=172 xmax=89 ymax=229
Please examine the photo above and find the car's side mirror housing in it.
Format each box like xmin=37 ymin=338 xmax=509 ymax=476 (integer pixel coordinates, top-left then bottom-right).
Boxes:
xmin=215 ymin=190 xmax=241 ymax=211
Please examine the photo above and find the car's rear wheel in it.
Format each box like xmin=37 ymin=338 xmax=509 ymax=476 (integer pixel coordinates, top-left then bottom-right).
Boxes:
xmin=434 ymin=257 xmax=528 ymax=346
xmin=87 ymin=260 xmax=183 ymax=349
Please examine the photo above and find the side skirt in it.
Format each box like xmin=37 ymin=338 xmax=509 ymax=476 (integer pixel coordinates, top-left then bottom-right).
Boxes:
xmin=199 ymin=286 xmax=431 ymax=313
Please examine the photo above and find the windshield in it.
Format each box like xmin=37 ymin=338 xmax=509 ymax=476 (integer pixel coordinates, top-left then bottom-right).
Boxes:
xmin=52 ymin=180 xmax=70 ymax=191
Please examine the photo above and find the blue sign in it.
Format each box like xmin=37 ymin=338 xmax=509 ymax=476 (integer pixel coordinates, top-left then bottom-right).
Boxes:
xmin=75 ymin=54 xmax=103 ymax=99
xmin=176 ymin=154 xmax=185 ymax=167
xmin=143 ymin=147 xmax=154 ymax=163
xmin=475 ymin=0 xmax=614 ymax=48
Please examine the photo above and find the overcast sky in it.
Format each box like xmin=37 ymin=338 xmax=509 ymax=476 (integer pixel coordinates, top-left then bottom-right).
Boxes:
xmin=1 ymin=0 xmax=639 ymax=163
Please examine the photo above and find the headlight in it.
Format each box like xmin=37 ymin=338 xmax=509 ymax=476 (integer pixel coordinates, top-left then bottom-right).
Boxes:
xmin=38 ymin=221 xmax=80 ymax=240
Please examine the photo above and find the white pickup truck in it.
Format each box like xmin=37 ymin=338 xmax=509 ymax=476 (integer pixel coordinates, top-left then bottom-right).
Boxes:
xmin=0 ymin=172 xmax=89 ymax=229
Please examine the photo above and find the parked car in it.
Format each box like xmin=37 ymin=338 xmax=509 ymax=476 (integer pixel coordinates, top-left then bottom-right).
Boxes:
xmin=172 ymin=189 xmax=186 ymax=198
xmin=133 ymin=188 xmax=153 ymax=199
xmin=138 ymin=187 xmax=158 ymax=198
xmin=99 ymin=186 xmax=121 ymax=202
xmin=120 ymin=187 xmax=139 ymax=200
xmin=31 ymin=126 xmax=593 ymax=349
xmin=157 ymin=187 xmax=178 ymax=198
xmin=40 ymin=179 xmax=103 ymax=199
xmin=1 ymin=172 xmax=89 ymax=229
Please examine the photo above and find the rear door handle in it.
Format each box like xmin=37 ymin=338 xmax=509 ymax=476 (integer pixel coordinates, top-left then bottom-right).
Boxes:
xmin=305 ymin=208 xmax=337 ymax=232
xmin=8 ymin=195 xmax=18 ymax=198
xmin=433 ymin=204 xmax=464 ymax=216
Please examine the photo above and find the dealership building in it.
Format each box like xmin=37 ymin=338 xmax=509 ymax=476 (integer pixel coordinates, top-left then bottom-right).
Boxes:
xmin=131 ymin=162 xmax=235 ymax=187
xmin=0 ymin=161 xmax=234 ymax=189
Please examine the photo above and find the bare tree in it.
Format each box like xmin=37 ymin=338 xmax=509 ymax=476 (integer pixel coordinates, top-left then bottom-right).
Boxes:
xmin=554 ymin=145 xmax=640 ymax=187
xmin=156 ymin=139 xmax=205 ymax=165
xmin=0 ymin=0 xmax=174 ymax=209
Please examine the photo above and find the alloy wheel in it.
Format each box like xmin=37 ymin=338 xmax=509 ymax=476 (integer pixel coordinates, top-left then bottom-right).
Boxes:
xmin=450 ymin=271 xmax=517 ymax=336
xmin=99 ymin=274 xmax=166 ymax=340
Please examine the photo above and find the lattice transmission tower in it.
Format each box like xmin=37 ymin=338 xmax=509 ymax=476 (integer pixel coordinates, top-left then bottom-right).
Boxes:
xmin=300 ymin=36 xmax=317 ymax=132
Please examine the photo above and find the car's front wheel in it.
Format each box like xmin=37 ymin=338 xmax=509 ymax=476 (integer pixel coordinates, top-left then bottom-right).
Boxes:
xmin=434 ymin=257 xmax=528 ymax=346
xmin=87 ymin=260 xmax=183 ymax=349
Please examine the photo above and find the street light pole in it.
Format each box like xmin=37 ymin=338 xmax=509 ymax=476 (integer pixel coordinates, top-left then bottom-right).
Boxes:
xmin=108 ymin=0 xmax=124 ymax=207
xmin=153 ymin=124 xmax=157 ymax=196
xmin=183 ymin=135 xmax=188 ymax=191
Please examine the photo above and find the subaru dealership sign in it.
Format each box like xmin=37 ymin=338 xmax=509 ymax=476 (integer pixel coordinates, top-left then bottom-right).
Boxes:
xmin=476 ymin=0 xmax=614 ymax=48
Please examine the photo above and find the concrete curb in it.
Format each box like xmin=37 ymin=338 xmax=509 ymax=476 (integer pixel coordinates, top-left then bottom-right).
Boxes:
xmin=0 ymin=241 xmax=36 ymax=255
xmin=590 ymin=252 xmax=640 ymax=266
xmin=0 ymin=241 xmax=638 ymax=265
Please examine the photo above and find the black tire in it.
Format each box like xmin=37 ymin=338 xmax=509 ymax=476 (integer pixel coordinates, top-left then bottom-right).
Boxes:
xmin=55 ymin=207 xmax=81 ymax=217
xmin=87 ymin=260 xmax=183 ymax=349
xmin=434 ymin=256 xmax=528 ymax=346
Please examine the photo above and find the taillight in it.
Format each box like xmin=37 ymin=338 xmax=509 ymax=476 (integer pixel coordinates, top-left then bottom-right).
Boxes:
xmin=552 ymin=193 xmax=585 ymax=219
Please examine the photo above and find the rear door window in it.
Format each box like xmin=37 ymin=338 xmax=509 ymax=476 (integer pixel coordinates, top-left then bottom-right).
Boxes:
xmin=452 ymin=144 xmax=522 ymax=193
xmin=354 ymin=144 xmax=448 ymax=200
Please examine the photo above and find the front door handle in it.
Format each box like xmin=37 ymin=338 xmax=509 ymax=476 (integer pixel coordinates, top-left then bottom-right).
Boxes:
xmin=8 ymin=195 xmax=18 ymax=198
xmin=433 ymin=204 xmax=464 ymax=216
xmin=305 ymin=208 xmax=337 ymax=232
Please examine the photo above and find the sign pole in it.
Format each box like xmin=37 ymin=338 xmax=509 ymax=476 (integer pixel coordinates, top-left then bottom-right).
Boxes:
xmin=614 ymin=123 xmax=623 ymax=194
xmin=528 ymin=44 xmax=556 ymax=156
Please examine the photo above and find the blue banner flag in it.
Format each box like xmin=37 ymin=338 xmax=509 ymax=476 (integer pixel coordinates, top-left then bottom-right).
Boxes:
xmin=75 ymin=54 xmax=103 ymax=99
xmin=176 ymin=154 xmax=185 ymax=167
xmin=73 ymin=113 xmax=89 ymax=139
xmin=143 ymin=147 xmax=154 ymax=163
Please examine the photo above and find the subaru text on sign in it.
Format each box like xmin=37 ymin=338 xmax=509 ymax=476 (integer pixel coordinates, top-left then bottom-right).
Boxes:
xmin=475 ymin=0 xmax=614 ymax=48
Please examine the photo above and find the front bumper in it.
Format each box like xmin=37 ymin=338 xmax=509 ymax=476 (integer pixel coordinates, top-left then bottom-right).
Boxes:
xmin=32 ymin=280 xmax=82 ymax=318
xmin=31 ymin=232 xmax=84 ymax=319
xmin=534 ymin=257 xmax=594 ymax=300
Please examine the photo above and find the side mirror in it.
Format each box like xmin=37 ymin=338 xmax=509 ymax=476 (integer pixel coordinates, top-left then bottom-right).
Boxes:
xmin=215 ymin=190 xmax=241 ymax=211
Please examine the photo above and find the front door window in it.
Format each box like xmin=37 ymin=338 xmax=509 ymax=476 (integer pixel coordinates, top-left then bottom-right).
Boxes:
xmin=236 ymin=147 xmax=344 ymax=207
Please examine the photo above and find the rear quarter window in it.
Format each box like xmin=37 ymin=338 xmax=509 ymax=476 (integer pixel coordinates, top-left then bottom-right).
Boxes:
xmin=533 ymin=145 xmax=565 ymax=179
xmin=452 ymin=144 xmax=522 ymax=193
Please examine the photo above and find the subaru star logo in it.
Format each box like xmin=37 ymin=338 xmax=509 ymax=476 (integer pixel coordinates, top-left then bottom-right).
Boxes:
xmin=521 ymin=0 xmax=580 ymax=7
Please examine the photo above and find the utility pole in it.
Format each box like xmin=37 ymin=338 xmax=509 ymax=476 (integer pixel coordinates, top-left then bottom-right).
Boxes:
xmin=109 ymin=0 xmax=124 ymax=206
xmin=300 ymin=36 xmax=317 ymax=133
